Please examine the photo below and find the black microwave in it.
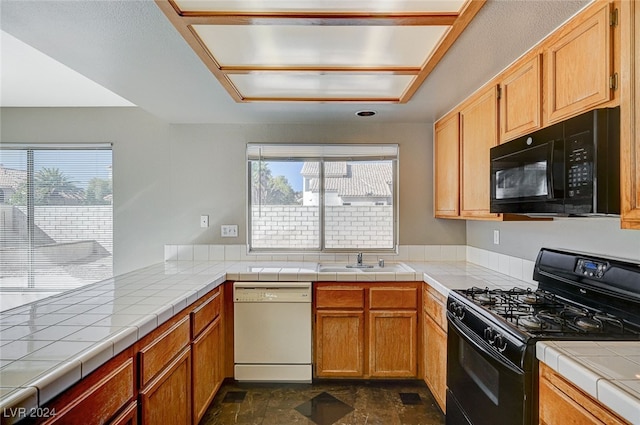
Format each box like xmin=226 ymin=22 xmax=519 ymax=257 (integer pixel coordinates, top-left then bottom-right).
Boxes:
xmin=490 ymin=107 xmax=620 ymax=216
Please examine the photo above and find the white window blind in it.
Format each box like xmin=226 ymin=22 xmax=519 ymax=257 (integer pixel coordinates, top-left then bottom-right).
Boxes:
xmin=0 ymin=145 xmax=112 ymax=311
xmin=247 ymin=144 xmax=398 ymax=252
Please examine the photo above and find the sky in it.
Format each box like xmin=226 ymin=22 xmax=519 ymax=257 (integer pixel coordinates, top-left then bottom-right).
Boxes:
xmin=0 ymin=149 xmax=112 ymax=189
xmin=267 ymin=161 xmax=304 ymax=192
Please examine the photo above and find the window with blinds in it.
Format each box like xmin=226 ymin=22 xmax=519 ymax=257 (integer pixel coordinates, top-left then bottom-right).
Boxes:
xmin=0 ymin=145 xmax=113 ymax=311
xmin=247 ymin=144 xmax=398 ymax=252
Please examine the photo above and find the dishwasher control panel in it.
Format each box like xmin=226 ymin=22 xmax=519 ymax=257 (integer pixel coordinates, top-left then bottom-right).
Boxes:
xmin=233 ymin=282 xmax=311 ymax=303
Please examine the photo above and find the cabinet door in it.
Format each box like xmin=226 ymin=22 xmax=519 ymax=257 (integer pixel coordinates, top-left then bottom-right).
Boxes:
xmin=192 ymin=316 xmax=222 ymax=424
xmin=434 ymin=112 xmax=461 ymax=218
xmin=140 ymin=347 xmax=191 ymax=425
xmin=40 ymin=357 xmax=134 ymax=425
xmin=539 ymin=364 xmax=627 ymax=425
xmin=315 ymin=311 xmax=364 ymax=377
xmin=423 ymin=314 xmax=447 ymax=412
xmin=460 ymin=85 xmax=500 ymax=219
xmin=499 ymin=54 xmax=542 ymax=142
xmin=368 ymin=311 xmax=417 ymax=377
xmin=621 ymin=0 xmax=640 ymax=229
xmin=139 ymin=316 xmax=190 ymax=388
xmin=545 ymin=2 xmax=612 ymax=124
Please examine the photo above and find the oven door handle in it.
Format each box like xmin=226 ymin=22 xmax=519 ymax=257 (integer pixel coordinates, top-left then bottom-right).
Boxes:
xmin=447 ymin=313 xmax=523 ymax=375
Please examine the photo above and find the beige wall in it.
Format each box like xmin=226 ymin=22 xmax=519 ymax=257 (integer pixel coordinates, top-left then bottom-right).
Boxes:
xmin=1 ymin=107 xmax=466 ymax=274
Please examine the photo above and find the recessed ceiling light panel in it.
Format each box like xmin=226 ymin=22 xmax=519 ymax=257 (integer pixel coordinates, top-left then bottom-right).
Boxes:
xmin=156 ymin=0 xmax=486 ymax=102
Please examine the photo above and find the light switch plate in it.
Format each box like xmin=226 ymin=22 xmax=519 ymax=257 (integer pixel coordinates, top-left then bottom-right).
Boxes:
xmin=221 ymin=224 xmax=238 ymax=238
xmin=493 ymin=229 xmax=500 ymax=245
xmin=200 ymin=215 xmax=209 ymax=228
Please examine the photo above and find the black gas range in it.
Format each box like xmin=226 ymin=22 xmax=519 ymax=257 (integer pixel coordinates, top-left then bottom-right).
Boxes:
xmin=445 ymin=248 xmax=640 ymax=425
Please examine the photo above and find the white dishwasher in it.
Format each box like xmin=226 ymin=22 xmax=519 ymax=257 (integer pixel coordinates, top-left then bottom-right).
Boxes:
xmin=233 ymin=281 xmax=312 ymax=382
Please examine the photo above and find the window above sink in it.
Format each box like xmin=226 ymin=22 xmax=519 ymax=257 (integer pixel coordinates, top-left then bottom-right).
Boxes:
xmin=247 ymin=144 xmax=399 ymax=254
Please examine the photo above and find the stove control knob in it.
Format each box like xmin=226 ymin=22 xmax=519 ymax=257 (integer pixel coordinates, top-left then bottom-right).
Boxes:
xmin=483 ymin=327 xmax=495 ymax=342
xmin=449 ymin=302 xmax=466 ymax=320
xmin=494 ymin=334 xmax=507 ymax=352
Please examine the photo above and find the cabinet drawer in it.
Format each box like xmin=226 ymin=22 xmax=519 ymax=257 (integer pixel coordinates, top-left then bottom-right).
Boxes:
xmin=139 ymin=315 xmax=190 ymax=388
xmin=424 ymin=285 xmax=447 ymax=330
xmin=191 ymin=288 xmax=221 ymax=338
xmin=369 ymin=287 xmax=418 ymax=310
xmin=316 ymin=286 xmax=364 ymax=309
xmin=41 ymin=357 xmax=134 ymax=425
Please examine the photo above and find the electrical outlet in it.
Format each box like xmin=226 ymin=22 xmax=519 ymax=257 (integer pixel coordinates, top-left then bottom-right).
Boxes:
xmin=221 ymin=224 xmax=238 ymax=238
xmin=493 ymin=229 xmax=500 ymax=245
xmin=200 ymin=215 xmax=209 ymax=228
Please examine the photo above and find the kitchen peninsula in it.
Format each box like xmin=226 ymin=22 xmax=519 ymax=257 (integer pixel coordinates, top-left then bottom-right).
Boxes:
xmin=1 ymin=248 xmax=639 ymax=425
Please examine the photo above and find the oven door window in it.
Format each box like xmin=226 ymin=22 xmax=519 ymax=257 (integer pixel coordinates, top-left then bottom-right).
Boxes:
xmin=460 ymin=339 xmax=500 ymax=404
xmin=492 ymin=144 xmax=551 ymax=201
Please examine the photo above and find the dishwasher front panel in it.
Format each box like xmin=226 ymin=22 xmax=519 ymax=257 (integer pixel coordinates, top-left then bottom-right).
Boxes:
xmin=234 ymin=301 xmax=312 ymax=365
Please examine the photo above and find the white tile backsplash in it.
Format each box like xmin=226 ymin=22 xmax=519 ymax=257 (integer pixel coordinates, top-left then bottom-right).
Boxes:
xmin=424 ymin=245 xmax=441 ymax=261
xmin=163 ymin=243 xmax=545 ymax=284
xmin=176 ymin=245 xmax=193 ymax=261
xmin=193 ymin=245 xmax=209 ymax=261
xmin=209 ymin=245 xmax=225 ymax=261
xmin=165 ymin=244 xmax=470 ymax=263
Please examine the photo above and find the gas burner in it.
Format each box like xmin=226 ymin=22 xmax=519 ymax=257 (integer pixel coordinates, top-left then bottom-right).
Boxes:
xmin=523 ymin=293 xmax=544 ymax=305
xmin=475 ymin=293 xmax=496 ymax=305
xmin=574 ymin=316 xmax=603 ymax=332
xmin=519 ymin=315 xmax=547 ymax=331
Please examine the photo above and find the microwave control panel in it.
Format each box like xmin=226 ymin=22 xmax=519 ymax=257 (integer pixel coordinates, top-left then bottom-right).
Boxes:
xmin=566 ymin=132 xmax=593 ymax=198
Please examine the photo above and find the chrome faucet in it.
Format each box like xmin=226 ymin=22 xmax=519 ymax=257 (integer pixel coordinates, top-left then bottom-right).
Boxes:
xmin=357 ymin=252 xmax=363 ymax=266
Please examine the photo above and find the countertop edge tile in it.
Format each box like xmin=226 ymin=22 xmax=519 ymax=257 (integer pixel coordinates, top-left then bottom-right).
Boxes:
xmin=0 ymin=387 xmax=38 ymax=421
xmin=597 ymin=379 xmax=640 ymax=425
xmin=31 ymin=360 xmax=82 ymax=405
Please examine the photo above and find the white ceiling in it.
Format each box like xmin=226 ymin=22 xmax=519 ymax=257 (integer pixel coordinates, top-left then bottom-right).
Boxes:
xmin=0 ymin=0 xmax=590 ymax=124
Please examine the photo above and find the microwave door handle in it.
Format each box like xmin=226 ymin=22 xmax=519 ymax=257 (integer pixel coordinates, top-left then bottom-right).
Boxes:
xmin=447 ymin=312 xmax=523 ymax=375
xmin=547 ymin=140 xmax=557 ymax=198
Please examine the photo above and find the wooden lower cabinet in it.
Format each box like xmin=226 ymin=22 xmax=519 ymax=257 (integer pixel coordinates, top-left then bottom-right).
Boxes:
xmin=539 ymin=363 xmax=629 ymax=425
xmin=38 ymin=355 xmax=134 ymax=425
xmin=140 ymin=347 xmax=192 ymax=425
xmin=315 ymin=310 xmax=365 ymax=377
xmin=191 ymin=316 xmax=223 ymax=423
xmin=190 ymin=287 xmax=223 ymax=424
xmin=369 ymin=311 xmax=417 ymax=377
xmin=423 ymin=283 xmax=447 ymax=412
xmin=29 ymin=287 xmax=226 ymax=425
xmin=314 ymin=282 xmax=419 ymax=379
xmin=423 ymin=314 xmax=447 ymax=411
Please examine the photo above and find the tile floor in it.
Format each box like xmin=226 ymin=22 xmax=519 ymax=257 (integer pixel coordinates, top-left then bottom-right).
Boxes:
xmin=200 ymin=380 xmax=445 ymax=425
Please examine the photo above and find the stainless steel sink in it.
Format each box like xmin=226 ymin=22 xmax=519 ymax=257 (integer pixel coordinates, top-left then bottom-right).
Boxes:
xmin=317 ymin=262 xmax=414 ymax=273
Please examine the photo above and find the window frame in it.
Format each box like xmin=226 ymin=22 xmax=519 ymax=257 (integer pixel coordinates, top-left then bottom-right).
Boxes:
xmin=246 ymin=144 xmax=399 ymax=253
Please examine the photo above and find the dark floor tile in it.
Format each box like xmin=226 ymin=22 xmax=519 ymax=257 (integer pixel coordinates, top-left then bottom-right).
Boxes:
xmin=200 ymin=380 xmax=445 ymax=425
xmin=295 ymin=391 xmax=354 ymax=425
xmin=223 ymin=390 xmax=247 ymax=403
xmin=399 ymin=392 xmax=422 ymax=405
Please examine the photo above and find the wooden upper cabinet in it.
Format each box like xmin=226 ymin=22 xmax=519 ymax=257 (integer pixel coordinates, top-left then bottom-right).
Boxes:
xmin=434 ymin=112 xmax=461 ymax=218
xmin=620 ymin=0 xmax=640 ymax=229
xmin=545 ymin=1 xmax=613 ymax=124
xmin=460 ymin=85 xmax=500 ymax=219
xmin=499 ymin=54 xmax=542 ymax=142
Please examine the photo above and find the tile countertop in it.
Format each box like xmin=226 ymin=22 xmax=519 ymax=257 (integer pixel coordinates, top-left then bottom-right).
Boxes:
xmin=0 ymin=259 xmax=559 ymax=419
xmin=537 ymin=341 xmax=640 ymax=425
